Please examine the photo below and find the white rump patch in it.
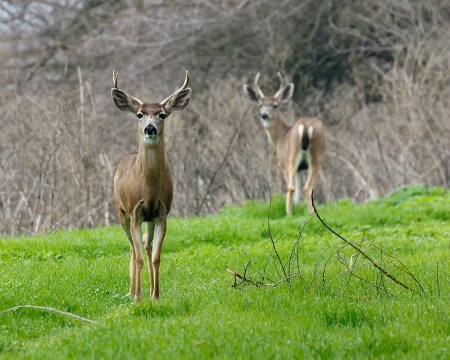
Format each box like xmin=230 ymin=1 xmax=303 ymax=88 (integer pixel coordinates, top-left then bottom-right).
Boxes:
xmin=298 ymin=124 xmax=305 ymax=138
xmin=294 ymin=124 xmax=311 ymax=173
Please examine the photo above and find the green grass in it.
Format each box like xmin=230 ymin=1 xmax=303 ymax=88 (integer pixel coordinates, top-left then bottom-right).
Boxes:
xmin=0 ymin=184 xmax=449 ymax=359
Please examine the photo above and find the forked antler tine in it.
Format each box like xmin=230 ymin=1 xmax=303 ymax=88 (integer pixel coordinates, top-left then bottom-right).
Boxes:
xmin=253 ymin=72 xmax=265 ymax=98
xmin=113 ymin=70 xmax=119 ymax=89
xmin=273 ymin=72 xmax=285 ymax=98
xmin=159 ymin=71 xmax=190 ymax=106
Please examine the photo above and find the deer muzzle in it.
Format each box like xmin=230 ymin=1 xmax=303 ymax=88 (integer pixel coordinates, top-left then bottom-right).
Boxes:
xmin=144 ymin=124 xmax=157 ymax=137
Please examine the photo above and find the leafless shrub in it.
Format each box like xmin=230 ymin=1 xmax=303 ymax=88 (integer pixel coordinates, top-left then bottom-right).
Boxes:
xmin=0 ymin=69 xmax=114 ymax=235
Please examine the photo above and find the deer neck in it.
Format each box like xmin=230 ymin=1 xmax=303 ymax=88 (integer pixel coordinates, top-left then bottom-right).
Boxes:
xmin=264 ymin=116 xmax=290 ymax=146
xmin=137 ymin=140 xmax=166 ymax=190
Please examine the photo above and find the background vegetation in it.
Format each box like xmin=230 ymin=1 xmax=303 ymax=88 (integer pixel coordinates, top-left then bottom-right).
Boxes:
xmin=0 ymin=185 xmax=449 ymax=359
xmin=0 ymin=0 xmax=449 ymax=235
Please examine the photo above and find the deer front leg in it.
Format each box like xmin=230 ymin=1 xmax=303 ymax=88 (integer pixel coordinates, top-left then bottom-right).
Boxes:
xmin=119 ymin=215 xmax=136 ymax=298
xmin=130 ymin=217 xmax=145 ymax=302
xmin=150 ymin=218 xmax=167 ymax=300
xmin=129 ymin=244 xmax=136 ymax=298
xmin=143 ymin=221 xmax=156 ymax=299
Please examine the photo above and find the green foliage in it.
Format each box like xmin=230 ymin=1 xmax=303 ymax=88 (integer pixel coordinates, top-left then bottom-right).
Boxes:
xmin=0 ymin=185 xmax=449 ymax=359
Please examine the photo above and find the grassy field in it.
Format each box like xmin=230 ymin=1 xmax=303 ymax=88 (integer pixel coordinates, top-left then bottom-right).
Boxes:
xmin=0 ymin=184 xmax=449 ymax=359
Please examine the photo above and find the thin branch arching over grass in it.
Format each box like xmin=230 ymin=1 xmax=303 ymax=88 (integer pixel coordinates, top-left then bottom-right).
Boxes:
xmin=227 ymin=190 xmax=424 ymax=295
xmin=311 ymin=191 xmax=424 ymax=293
xmin=0 ymin=305 xmax=97 ymax=324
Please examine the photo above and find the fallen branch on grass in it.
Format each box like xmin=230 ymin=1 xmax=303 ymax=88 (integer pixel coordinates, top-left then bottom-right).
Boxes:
xmin=0 ymin=305 xmax=97 ymax=324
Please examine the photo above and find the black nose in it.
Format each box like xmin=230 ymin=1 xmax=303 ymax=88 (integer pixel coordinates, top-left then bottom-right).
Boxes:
xmin=261 ymin=113 xmax=269 ymax=121
xmin=144 ymin=124 xmax=157 ymax=136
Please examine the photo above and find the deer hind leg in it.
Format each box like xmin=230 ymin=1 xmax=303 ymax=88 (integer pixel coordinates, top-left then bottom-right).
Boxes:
xmin=303 ymin=164 xmax=320 ymax=213
xmin=293 ymin=172 xmax=302 ymax=205
xmin=285 ymin=169 xmax=296 ymax=217
xmin=130 ymin=216 xmax=145 ymax=302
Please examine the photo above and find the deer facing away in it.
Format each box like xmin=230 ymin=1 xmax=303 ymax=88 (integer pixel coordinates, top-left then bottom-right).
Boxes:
xmin=111 ymin=70 xmax=191 ymax=302
xmin=243 ymin=72 xmax=325 ymax=216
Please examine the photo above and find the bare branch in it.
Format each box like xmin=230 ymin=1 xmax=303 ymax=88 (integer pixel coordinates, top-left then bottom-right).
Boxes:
xmin=0 ymin=305 xmax=97 ymax=324
xmin=311 ymin=191 xmax=422 ymax=293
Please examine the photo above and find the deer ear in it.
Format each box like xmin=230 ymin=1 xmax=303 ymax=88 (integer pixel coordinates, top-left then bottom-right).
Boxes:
xmin=163 ymin=88 xmax=191 ymax=112
xmin=278 ymin=83 xmax=294 ymax=103
xmin=243 ymin=84 xmax=260 ymax=103
xmin=111 ymin=88 xmax=143 ymax=113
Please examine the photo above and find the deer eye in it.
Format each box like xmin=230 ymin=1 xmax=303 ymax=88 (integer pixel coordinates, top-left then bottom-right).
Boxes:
xmin=272 ymin=104 xmax=278 ymax=109
xmin=159 ymin=113 xmax=167 ymax=120
xmin=137 ymin=112 xmax=144 ymax=120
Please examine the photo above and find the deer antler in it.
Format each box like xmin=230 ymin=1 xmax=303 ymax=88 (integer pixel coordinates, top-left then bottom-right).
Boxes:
xmin=159 ymin=71 xmax=190 ymax=107
xmin=111 ymin=70 xmax=143 ymax=109
xmin=273 ymin=72 xmax=285 ymax=99
xmin=253 ymin=72 xmax=265 ymax=99
xmin=113 ymin=70 xmax=119 ymax=89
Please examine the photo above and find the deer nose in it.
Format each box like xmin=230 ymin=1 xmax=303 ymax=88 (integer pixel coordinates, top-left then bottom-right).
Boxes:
xmin=261 ymin=113 xmax=269 ymax=121
xmin=144 ymin=124 xmax=157 ymax=137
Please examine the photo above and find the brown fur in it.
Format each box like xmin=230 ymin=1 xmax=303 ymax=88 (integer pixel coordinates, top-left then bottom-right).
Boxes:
xmin=111 ymin=71 xmax=191 ymax=301
xmin=243 ymin=73 xmax=325 ymax=215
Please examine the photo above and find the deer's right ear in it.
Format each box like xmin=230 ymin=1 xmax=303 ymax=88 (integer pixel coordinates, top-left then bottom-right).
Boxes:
xmin=278 ymin=83 xmax=294 ymax=104
xmin=111 ymin=88 xmax=142 ymax=113
xmin=163 ymin=88 xmax=192 ymax=113
xmin=243 ymin=84 xmax=260 ymax=103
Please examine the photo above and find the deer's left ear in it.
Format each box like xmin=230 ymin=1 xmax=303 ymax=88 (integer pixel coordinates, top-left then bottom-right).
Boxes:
xmin=163 ymin=88 xmax=192 ymax=113
xmin=278 ymin=83 xmax=294 ymax=103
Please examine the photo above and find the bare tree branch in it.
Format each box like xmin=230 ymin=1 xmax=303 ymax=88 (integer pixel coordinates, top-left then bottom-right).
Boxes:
xmin=0 ymin=305 xmax=97 ymax=324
